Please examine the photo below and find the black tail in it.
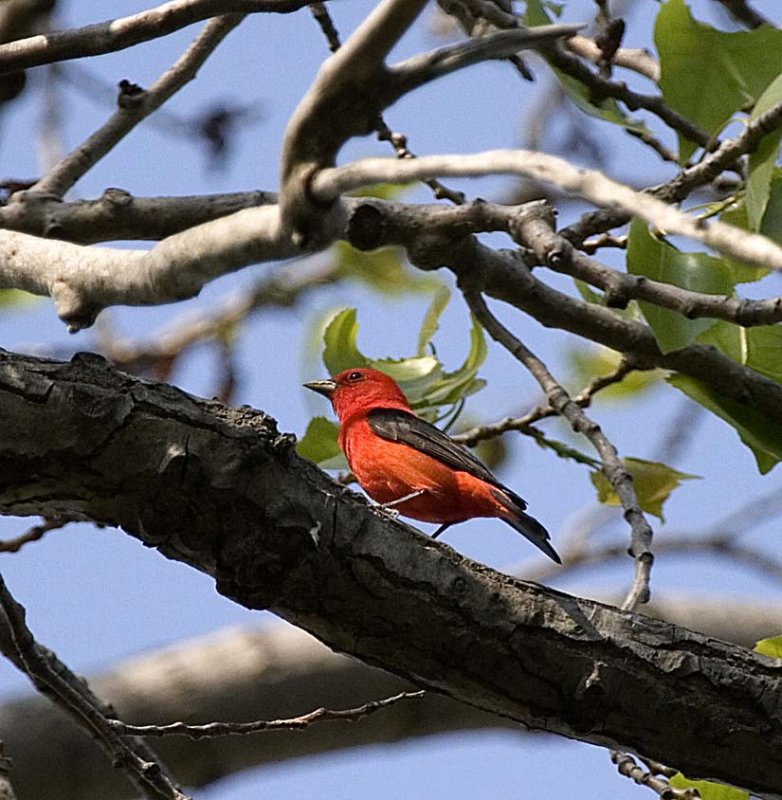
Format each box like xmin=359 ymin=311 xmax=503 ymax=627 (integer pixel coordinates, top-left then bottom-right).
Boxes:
xmin=491 ymin=489 xmax=561 ymax=563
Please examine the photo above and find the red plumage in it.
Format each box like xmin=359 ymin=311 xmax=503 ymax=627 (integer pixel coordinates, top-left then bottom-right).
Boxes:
xmin=304 ymin=367 xmax=560 ymax=563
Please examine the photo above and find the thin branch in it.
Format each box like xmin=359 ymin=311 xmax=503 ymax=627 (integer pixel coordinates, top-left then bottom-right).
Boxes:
xmin=313 ymin=150 xmax=782 ymax=270
xmin=390 ymin=24 xmax=584 ymax=92
xmin=0 ymin=575 xmax=188 ymax=800
xmin=0 ymin=0 xmax=312 ymax=76
xmin=566 ymin=35 xmax=659 ymax=82
xmin=308 ymin=2 xmax=466 ymax=204
xmin=454 ymin=356 xmax=644 ymax=447
xmin=110 ymin=690 xmax=425 ymax=738
xmin=464 ymin=290 xmax=654 ymax=609
xmin=518 ymin=200 xmax=782 ymax=327
xmin=564 ymin=98 xmax=782 ymax=245
xmin=97 ymin=257 xmax=339 ymax=371
xmin=712 ymin=0 xmax=771 ymax=28
xmin=0 ymin=516 xmax=73 ymax=553
xmin=33 ymin=14 xmax=245 ymax=197
xmin=611 ymin=753 xmax=688 ymax=798
xmin=0 ymin=189 xmax=278 ymax=243
xmin=541 ymin=39 xmax=711 ymax=153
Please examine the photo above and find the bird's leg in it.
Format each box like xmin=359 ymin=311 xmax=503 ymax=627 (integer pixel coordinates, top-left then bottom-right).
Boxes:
xmin=380 ymin=490 xmax=425 ymax=513
xmin=430 ymin=523 xmax=452 ymax=540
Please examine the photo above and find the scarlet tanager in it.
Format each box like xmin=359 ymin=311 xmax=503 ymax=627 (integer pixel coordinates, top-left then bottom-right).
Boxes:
xmin=304 ymin=367 xmax=560 ymax=563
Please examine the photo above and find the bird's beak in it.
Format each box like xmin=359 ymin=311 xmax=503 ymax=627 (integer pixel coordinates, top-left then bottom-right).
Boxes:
xmin=304 ymin=378 xmax=337 ymax=398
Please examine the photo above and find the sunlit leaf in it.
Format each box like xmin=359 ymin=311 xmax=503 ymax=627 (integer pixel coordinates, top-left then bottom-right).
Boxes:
xmin=526 ymin=0 xmax=655 ymax=140
xmin=0 ymin=289 xmax=39 ymax=308
xmin=669 ymin=774 xmax=748 ymax=800
xmin=747 ymin=74 xmax=782 ymax=231
xmin=332 ymin=241 xmax=436 ymax=295
xmin=317 ymin=295 xmax=487 ymax=417
xmin=568 ymin=345 xmax=663 ymax=401
xmin=417 ymin=285 xmax=451 ymax=356
xmin=296 ymin=416 xmax=346 ymax=468
xmin=755 ymin=634 xmax=782 ymax=659
xmin=668 ymin=373 xmax=782 ymax=473
xmin=627 ymin=218 xmax=735 ymax=353
xmin=655 ymin=0 xmax=782 ymax=162
xmin=698 ymin=321 xmax=782 ymax=384
xmin=590 ymin=457 xmax=698 ymax=520
xmin=322 ymin=309 xmax=370 ymax=376
xmin=418 ymin=314 xmax=487 ymax=408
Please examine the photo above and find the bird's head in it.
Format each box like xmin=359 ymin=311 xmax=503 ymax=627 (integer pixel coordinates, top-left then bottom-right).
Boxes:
xmin=304 ymin=367 xmax=410 ymax=419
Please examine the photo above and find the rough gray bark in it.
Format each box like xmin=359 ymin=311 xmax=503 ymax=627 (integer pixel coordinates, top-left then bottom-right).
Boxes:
xmin=0 ymin=350 xmax=780 ymax=797
xmin=2 ymin=597 xmax=781 ymax=800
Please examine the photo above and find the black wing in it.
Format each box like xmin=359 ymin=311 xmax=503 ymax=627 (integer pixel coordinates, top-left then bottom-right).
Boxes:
xmin=367 ymin=407 xmax=528 ymax=510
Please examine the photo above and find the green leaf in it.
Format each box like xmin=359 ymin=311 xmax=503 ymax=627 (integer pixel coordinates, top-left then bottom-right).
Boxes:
xmin=668 ymin=373 xmax=782 ymax=473
xmin=590 ymin=457 xmax=698 ymax=521
xmin=627 ymin=218 xmax=735 ymax=353
xmin=669 ymin=774 xmax=748 ymax=800
xmin=0 ymin=289 xmax=39 ymax=308
xmin=525 ymin=0 xmax=655 ymax=140
xmin=417 ymin=314 xmax=487 ymax=408
xmin=417 ymin=285 xmax=451 ymax=356
xmin=655 ymin=0 xmax=782 ymax=162
xmin=568 ymin=345 xmax=663 ymax=401
xmin=747 ymin=74 xmax=782 ymax=230
xmin=698 ymin=320 xmax=782 ymax=384
xmin=318 ymin=295 xmax=487 ymax=415
xmin=296 ymin=417 xmax=346 ymax=468
xmin=755 ymin=634 xmax=782 ymax=658
xmin=322 ymin=309 xmax=370 ymax=376
xmin=332 ymin=241 xmax=436 ymax=295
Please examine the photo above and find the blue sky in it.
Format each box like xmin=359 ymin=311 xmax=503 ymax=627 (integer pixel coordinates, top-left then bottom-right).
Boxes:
xmin=0 ymin=1 xmax=780 ymax=798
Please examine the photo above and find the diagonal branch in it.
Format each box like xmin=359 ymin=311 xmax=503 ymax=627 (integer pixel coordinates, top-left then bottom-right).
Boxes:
xmin=312 ymin=150 xmax=782 ymax=269
xmin=0 ymin=575 xmax=188 ymax=800
xmin=0 ymin=0 xmax=313 ymax=76
xmin=0 ymin=350 xmax=780 ymax=796
xmin=33 ymin=13 xmax=245 ymax=197
xmin=464 ymin=290 xmax=654 ymax=609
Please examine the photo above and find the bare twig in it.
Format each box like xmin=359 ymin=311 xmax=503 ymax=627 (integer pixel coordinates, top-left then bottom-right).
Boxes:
xmin=110 ymin=690 xmax=426 ymax=738
xmin=712 ymin=0 xmax=771 ymax=29
xmin=97 ymin=257 xmax=339 ymax=372
xmin=0 ymin=516 xmax=73 ymax=553
xmin=611 ymin=753 xmax=689 ymax=798
xmin=33 ymin=14 xmax=245 ymax=197
xmin=0 ymin=0 xmax=313 ymax=76
xmin=567 ymin=35 xmax=659 ymax=82
xmin=564 ymin=98 xmax=782 ymax=246
xmin=464 ymin=290 xmax=654 ymax=608
xmin=0 ymin=575 xmax=189 ymax=800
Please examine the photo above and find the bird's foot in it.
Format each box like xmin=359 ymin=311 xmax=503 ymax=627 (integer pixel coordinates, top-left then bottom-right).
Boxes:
xmin=379 ymin=490 xmax=425 ymax=512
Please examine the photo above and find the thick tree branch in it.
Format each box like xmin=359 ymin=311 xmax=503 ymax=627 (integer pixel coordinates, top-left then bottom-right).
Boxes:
xmin=0 ymin=189 xmax=277 ymax=243
xmin=312 ymin=151 xmax=782 ymax=270
xmin=0 ymin=0 xmax=314 ymax=76
xmin=0 ymin=351 xmax=780 ymax=797
xmin=2 ymin=595 xmax=780 ymax=800
xmin=343 ymin=198 xmax=782 ymax=427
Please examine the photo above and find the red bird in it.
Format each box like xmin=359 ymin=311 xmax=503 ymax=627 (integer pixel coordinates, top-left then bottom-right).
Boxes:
xmin=304 ymin=367 xmax=560 ymax=562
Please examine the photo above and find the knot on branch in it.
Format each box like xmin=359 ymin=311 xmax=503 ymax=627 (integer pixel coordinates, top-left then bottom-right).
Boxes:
xmin=346 ymin=202 xmax=387 ymax=251
xmin=51 ymin=280 xmax=101 ymax=333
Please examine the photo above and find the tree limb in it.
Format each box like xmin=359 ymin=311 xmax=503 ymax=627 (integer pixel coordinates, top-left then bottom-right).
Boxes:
xmin=0 ymin=350 xmax=780 ymax=796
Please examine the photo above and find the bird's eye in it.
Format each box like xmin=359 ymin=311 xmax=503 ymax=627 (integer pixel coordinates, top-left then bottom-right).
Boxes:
xmin=347 ymin=371 xmax=363 ymax=382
